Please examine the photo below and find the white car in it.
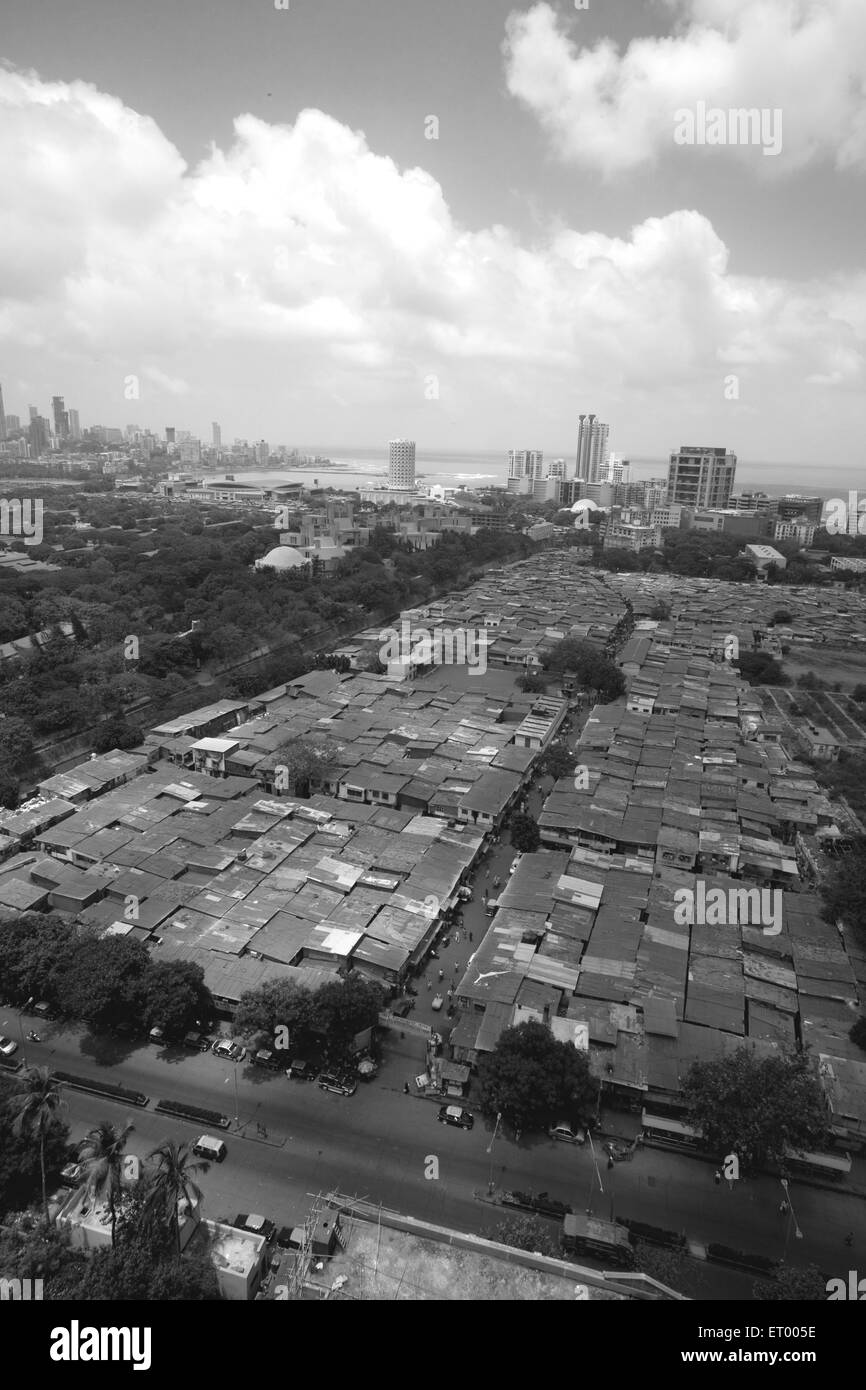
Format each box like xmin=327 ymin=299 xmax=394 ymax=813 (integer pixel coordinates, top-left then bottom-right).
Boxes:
xmin=0 ymin=1036 xmax=18 ymax=1057
xmin=212 ymin=1038 xmax=246 ymax=1062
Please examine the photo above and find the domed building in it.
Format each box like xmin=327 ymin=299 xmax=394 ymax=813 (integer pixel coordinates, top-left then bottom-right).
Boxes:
xmin=254 ymin=545 xmax=310 ymax=572
xmin=571 ymin=498 xmax=599 ymax=513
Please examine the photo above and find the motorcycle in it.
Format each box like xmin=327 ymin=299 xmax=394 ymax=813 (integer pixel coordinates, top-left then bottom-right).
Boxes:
xmin=26 ymin=1031 xmax=41 ymax=1043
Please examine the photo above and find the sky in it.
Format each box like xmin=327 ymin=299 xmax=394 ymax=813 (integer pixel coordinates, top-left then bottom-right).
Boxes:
xmin=1 ymin=0 xmax=864 ymax=472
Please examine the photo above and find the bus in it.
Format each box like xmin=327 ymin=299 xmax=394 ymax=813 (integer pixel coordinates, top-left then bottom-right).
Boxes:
xmin=561 ymin=1212 xmax=634 ymax=1268
xmin=641 ymin=1109 xmax=703 ymax=1151
xmin=783 ymin=1147 xmax=852 ymax=1181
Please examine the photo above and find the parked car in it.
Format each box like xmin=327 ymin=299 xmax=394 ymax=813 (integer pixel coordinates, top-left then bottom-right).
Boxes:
xmin=148 ymin=1025 xmax=165 ymax=1045
xmin=0 ymin=1036 xmax=18 ymax=1057
xmin=318 ymin=1073 xmax=357 ymax=1096
xmin=286 ymin=1059 xmax=313 ymax=1080
xmin=549 ymin=1121 xmax=586 ymax=1145
xmin=431 ymin=994 xmax=444 ymax=1011
xmin=233 ymin=1213 xmax=276 ymax=1242
xmin=32 ymin=1001 xmax=54 ymax=1021
xmin=212 ymin=1039 xmax=246 ymax=1062
xmin=437 ymin=1105 xmax=474 ymax=1130
xmin=183 ymin=1031 xmax=212 ymax=1052
xmin=251 ymin=1049 xmax=282 ymax=1071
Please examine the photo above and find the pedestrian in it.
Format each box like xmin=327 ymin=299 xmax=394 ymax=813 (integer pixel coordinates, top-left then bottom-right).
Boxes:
xmin=469 ymin=931 xmax=473 ymax=942
xmin=778 ymin=1200 xmax=789 ymax=1216
xmin=483 ymin=888 xmax=488 ymax=902
xmin=845 ymin=1231 xmax=854 ymax=1246
xmin=455 ymin=931 xmax=460 ymax=944
xmin=427 ymin=979 xmax=432 ymax=991
xmin=713 ymin=1169 xmax=721 ymax=1185
xmin=607 ymin=1157 xmax=615 ymax=1170
xmin=403 ymin=1081 xmax=410 ymax=1094
xmin=485 ymin=868 xmax=490 ymax=879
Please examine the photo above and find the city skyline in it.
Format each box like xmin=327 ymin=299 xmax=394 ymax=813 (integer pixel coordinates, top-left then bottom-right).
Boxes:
xmin=1 ymin=0 xmax=863 ymax=465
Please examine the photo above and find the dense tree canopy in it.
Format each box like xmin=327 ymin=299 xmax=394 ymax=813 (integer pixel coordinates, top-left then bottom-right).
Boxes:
xmin=475 ymin=1021 xmax=598 ymax=1132
xmin=682 ymin=1048 xmax=827 ymax=1171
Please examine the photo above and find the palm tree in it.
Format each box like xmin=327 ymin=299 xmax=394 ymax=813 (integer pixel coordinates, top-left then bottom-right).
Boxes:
xmin=144 ymin=1140 xmax=208 ymax=1255
xmin=7 ymin=1067 xmax=65 ymax=1223
xmin=77 ymin=1119 xmax=135 ymax=1246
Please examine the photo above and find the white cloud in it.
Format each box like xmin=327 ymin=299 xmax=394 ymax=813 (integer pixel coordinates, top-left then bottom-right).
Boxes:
xmin=0 ymin=66 xmax=863 ymax=456
xmin=503 ymin=0 xmax=866 ymax=175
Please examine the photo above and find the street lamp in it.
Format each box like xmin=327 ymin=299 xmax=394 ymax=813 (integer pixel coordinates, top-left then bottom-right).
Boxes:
xmin=779 ymin=1178 xmax=803 ymax=1260
xmin=586 ymin=1132 xmax=604 ymax=1216
xmin=486 ymin=1112 xmax=502 ymax=1194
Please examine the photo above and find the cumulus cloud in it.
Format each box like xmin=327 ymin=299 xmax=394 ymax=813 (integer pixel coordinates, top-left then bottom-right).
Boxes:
xmin=0 ymin=65 xmax=863 ymax=454
xmin=503 ymin=0 xmax=866 ymax=175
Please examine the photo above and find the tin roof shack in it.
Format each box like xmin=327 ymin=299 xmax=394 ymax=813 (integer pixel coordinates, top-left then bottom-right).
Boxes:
xmin=819 ymin=1055 xmax=866 ymax=1153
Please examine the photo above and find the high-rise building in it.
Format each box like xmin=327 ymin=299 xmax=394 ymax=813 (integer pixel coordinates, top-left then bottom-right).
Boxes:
xmin=0 ymin=382 xmax=6 ymax=441
xmin=165 ymin=427 xmax=176 ymax=444
xmin=606 ymin=454 xmax=629 ymax=485
xmin=547 ymin=459 xmax=567 ymax=479
xmin=212 ymin=422 xmax=222 ymax=449
xmin=67 ymin=409 xmax=80 ymax=441
xmin=507 ymin=449 xmax=544 ymax=480
xmin=29 ymin=405 xmax=38 ymax=421
xmin=256 ymin=440 xmax=270 ymax=467
xmin=51 ymin=395 xmax=69 ymax=441
xmin=667 ymin=446 xmax=736 ymax=511
xmin=28 ymin=414 xmax=49 ymax=458
xmin=574 ymin=415 xmax=610 ymax=484
xmin=388 ymin=438 xmax=416 ymax=489
xmin=506 ymin=449 xmax=544 ymax=495
xmin=5 ymin=415 xmax=20 ymax=433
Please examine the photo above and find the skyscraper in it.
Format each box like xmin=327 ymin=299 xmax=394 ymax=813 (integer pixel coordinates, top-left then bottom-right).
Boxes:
xmin=388 ymin=438 xmax=416 ymax=489
xmin=0 ymin=382 xmax=6 ymax=442
xmin=667 ymin=446 xmax=737 ymax=510
xmin=51 ymin=395 xmax=69 ymax=441
xmin=165 ymin=427 xmax=176 ymax=444
xmin=575 ymin=415 xmax=610 ymax=483
xmin=212 ymin=422 xmax=222 ymax=449
xmin=67 ymin=409 xmax=80 ymax=441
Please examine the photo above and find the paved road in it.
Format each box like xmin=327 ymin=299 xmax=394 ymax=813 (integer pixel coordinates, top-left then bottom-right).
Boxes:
xmin=5 ymin=1010 xmax=862 ymax=1300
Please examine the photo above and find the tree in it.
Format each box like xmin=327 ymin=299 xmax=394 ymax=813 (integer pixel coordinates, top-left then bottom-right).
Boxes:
xmin=649 ymin=600 xmax=672 ymax=621
xmin=820 ymin=840 xmax=866 ymax=947
xmin=234 ymin=978 xmax=318 ymax=1053
xmin=77 ymin=1119 xmax=135 ymax=1246
xmin=489 ymin=1214 xmax=559 ymax=1258
xmin=849 ymin=1016 xmax=866 ymax=1052
xmin=682 ymin=1049 xmax=826 ymax=1171
xmin=144 ymin=1140 xmax=208 ymax=1256
xmin=852 ymin=685 xmax=866 ymax=704
xmin=0 ymin=1088 xmax=69 ymax=1222
xmin=541 ymin=639 xmax=624 ymax=703
xmin=475 ymin=1021 xmax=598 ymax=1132
xmin=141 ymin=960 xmax=211 ymax=1039
xmin=273 ymin=734 xmax=341 ymax=797
xmin=92 ymin=715 xmax=143 ymax=753
xmin=771 ymin=609 xmax=793 ymax=625
xmin=0 ymin=912 xmax=75 ymax=1006
xmin=516 ymin=672 xmax=547 ymax=694
xmin=0 ymin=1215 xmax=86 ymax=1299
xmin=510 ymin=811 xmax=540 ymax=853
xmin=6 ymin=1067 xmax=66 ymax=1223
xmin=737 ymin=651 xmax=789 ymax=686
xmin=314 ymin=976 xmax=384 ymax=1064
xmin=537 ymin=742 xmax=576 ymax=781
xmin=54 ymin=936 xmax=151 ymax=1031
xmin=753 ymin=1264 xmax=827 ymax=1301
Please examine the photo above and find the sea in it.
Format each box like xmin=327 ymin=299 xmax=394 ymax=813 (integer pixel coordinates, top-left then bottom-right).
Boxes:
xmin=203 ymin=447 xmax=864 ymax=502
